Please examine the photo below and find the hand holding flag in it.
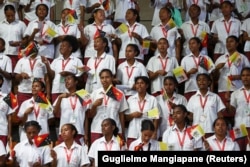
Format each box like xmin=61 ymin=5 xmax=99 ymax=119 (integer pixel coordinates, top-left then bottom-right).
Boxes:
xmin=105 ymin=85 xmax=123 ymax=101
xmin=75 ymin=89 xmax=92 ymax=106
xmin=186 ymin=124 xmax=205 ymax=140
xmin=3 ymin=92 xmax=18 ymax=112
xmin=35 ymin=91 xmax=53 ymax=112
xmin=229 ymin=124 xmax=248 ymax=141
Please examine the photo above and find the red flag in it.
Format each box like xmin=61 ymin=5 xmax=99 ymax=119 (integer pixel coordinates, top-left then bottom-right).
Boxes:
xmin=3 ymin=92 xmax=18 ymax=111
xmin=106 ymin=85 xmax=123 ymax=101
xmin=202 ymin=33 xmax=208 ymax=47
xmin=33 ymin=133 xmax=51 ymax=147
xmin=35 ymin=91 xmax=48 ymax=104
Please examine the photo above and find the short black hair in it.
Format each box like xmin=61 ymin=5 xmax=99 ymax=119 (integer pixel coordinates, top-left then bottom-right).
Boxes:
xmin=35 ymin=3 xmax=49 ymax=18
xmin=4 ymin=4 xmax=15 ymax=13
xmin=24 ymin=121 xmax=42 ymax=132
xmin=99 ymin=68 xmax=113 ymax=77
xmin=63 ymin=123 xmax=78 ymax=138
xmin=134 ymin=76 xmax=150 ymax=85
xmin=126 ymin=44 xmax=140 ymax=57
xmin=141 ymin=119 xmax=155 ymax=132
xmin=102 ymin=118 xmax=119 ymax=137
xmin=62 ymin=35 xmax=79 ymax=53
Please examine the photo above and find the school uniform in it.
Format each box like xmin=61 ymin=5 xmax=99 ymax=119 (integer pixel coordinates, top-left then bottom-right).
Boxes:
xmin=0 ymin=140 xmax=6 ymax=156
xmin=205 ymin=135 xmax=240 ymax=151
xmin=0 ymin=53 xmax=12 ymax=94
xmin=129 ymin=137 xmax=160 ymax=151
xmin=114 ymin=0 xmax=137 ymax=23
xmin=184 ymin=0 xmax=208 ymax=22
xmin=241 ymin=18 xmax=250 ymax=60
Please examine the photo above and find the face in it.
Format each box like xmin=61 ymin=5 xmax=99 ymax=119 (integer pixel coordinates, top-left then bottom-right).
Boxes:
xmin=125 ymin=46 xmax=137 ymax=60
xmin=32 ymin=81 xmax=44 ymax=95
xmin=188 ymin=5 xmax=200 ymax=18
xmin=36 ymin=5 xmax=48 ymax=19
xmin=221 ymin=3 xmax=233 ymax=16
xmin=65 ymin=75 xmax=77 ymax=90
xmin=164 ymin=79 xmax=175 ymax=94
xmin=135 ymin=78 xmax=148 ymax=93
xmin=5 ymin=9 xmax=15 ymax=23
xmin=226 ymin=37 xmax=238 ymax=52
xmin=60 ymin=41 xmax=72 ymax=56
xmin=241 ymin=70 xmax=250 ymax=88
xmin=94 ymin=9 xmax=105 ymax=22
xmin=100 ymin=71 xmax=113 ymax=89
xmin=26 ymin=126 xmax=40 ymax=142
xmin=157 ymin=39 xmax=168 ymax=53
xmin=94 ymin=38 xmax=105 ymax=51
xmin=159 ymin=8 xmax=171 ymax=21
xmin=61 ymin=125 xmax=75 ymax=141
xmin=61 ymin=9 xmax=70 ymax=22
xmin=197 ymin=75 xmax=210 ymax=90
xmin=125 ymin=9 xmax=136 ymax=21
xmin=101 ymin=120 xmax=115 ymax=136
xmin=172 ymin=107 xmax=187 ymax=124
xmin=189 ymin=39 xmax=200 ymax=53
xmin=141 ymin=130 xmax=154 ymax=144
xmin=214 ymin=119 xmax=227 ymax=136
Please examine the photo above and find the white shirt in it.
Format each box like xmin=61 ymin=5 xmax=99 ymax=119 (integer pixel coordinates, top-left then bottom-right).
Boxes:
xmin=20 ymin=0 xmax=55 ymax=21
xmin=126 ymin=93 xmax=159 ymax=139
xmin=162 ymin=124 xmax=203 ymax=151
xmin=53 ymin=141 xmax=90 ymax=167
xmin=14 ymin=139 xmax=52 ymax=167
xmin=114 ymin=0 xmax=137 ymax=23
xmin=0 ymin=19 xmax=27 ymax=55
xmin=0 ymin=53 xmax=12 ymax=94
xmin=205 ymin=135 xmax=240 ymax=151
xmin=187 ymin=90 xmax=225 ymax=133
xmin=24 ymin=19 xmax=58 ymax=59
xmin=84 ymin=22 xmax=115 ymax=58
xmin=118 ymin=22 xmax=149 ymax=60
xmin=116 ymin=60 xmax=148 ymax=96
xmin=0 ymin=1 xmax=19 ymax=21
xmin=231 ymin=87 xmax=250 ymax=128
xmin=241 ymin=18 xmax=250 ymax=52
xmin=85 ymin=52 xmax=116 ymax=93
xmin=129 ymin=137 xmax=160 ymax=151
xmin=0 ymin=140 xmax=6 ymax=156
xmin=156 ymin=93 xmax=188 ymax=137
xmin=146 ymin=54 xmax=179 ymax=94
xmin=88 ymin=135 xmax=121 ymax=167
xmin=211 ymin=17 xmax=241 ymax=54
xmin=53 ymin=95 xmax=88 ymax=136
xmin=63 ymin=0 xmax=86 ymax=24
xmin=215 ymin=52 xmax=250 ymax=92
xmin=181 ymin=53 xmax=215 ymax=93
xmin=14 ymin=56 xmax=47 ymax=93
xmin=50 ymin=55 xmax=83 ymax=93
xmin=180 ymin=20 xmax=210 ymax=56
xmin=55 ymin=23 xmax=81 ymax=58
xmin=90 ymin=87 xmax=128 ymax=134
xmin=0 ymin=93 xmax=14 ymax=136
xmin=18 ymin=97 xmax=54 ymax=141
xmin=150 ymin=23 xmax=181 ymax=57
xmin=184 ymin=0 xmax=208 ymax=22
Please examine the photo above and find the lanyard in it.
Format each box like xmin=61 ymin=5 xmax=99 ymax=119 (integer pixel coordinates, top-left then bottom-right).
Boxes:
xmin=128 ymin=24 xmax=137 ymax=39
xmin=64 ymin=147 xmax=73 ymax=164
xmin=69 ymin=0 xmax=73 ymax=7
xmin=161 ymin=26 xmax=168 ymax=38
xmin=176 ymin=129 xmax=186 ymax=150
xmin=191 ymin=24 xmax=199 ymax=37
xmin=94 ymin=57 xmax=102 ymax=70
xmin=33 ymin=103 xmax=40 ymax=120
xmin=62 ymin=58 xmax=70 ymax=71
xmin=166 ymin=97 xmax=174 ymax=126
xmin=199 ymin=95 xmax=208 ymax=111
xmin=192 ymin=56 xmax=200 ymax=68
xmin=40 ymin=22 xmax=46 ymax=37
xmin=192 ymin=0 xmax=198 ymax=4
xmin=159 ymin=56 xmax=168 ymax=70
xmin=243 ymin=90 xmax=250 ymax=104
xmin=103 ymin=95 xmax=109 ymax=106
xmin=62 ymin=25 xmax=70 ymax=34
xmin=126 ymin=66 xmax=135 ymax=79
xmin=227 ymin=56 xmax=232 ymax=68
xmin=224 ymin=21 xmax=232 ymax=35
xmin=104 ymin=140 xmax=113 ymax=151
xmin=138 ymin=100 xmax=146 ymax=112
xmin=69 ymin=96 xmax=78 ymax=111
xmin=215 ymin=138 xmax=227 ymax=151
xmin=29 ymin=59 xmax=37 ymax=72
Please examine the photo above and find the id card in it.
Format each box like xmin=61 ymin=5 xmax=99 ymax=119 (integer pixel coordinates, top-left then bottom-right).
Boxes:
xmin=70 ymin=114 xmax=77 ymax=123
xmin=60 ymin=76 xmax=65 ymax=83
xmin=199 ymin=114 xmax=207 ymax=123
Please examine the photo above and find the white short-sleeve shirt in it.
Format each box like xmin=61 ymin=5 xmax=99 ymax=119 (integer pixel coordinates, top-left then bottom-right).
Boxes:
xmin=205 ymin=135 xmax=240 ymax=151
xmin=146 ymin=54 xmax=179 ymax=94
xmin=53 ymin=141 xmax=90 ymax=167
xmin=241 ymin=18 xmax=250 ymax=52
xmin=0 ymin=53 xmax=12 ymax=94
xmin=187 ymin=90 xmax=225 ymax=133
xmin=0 ymin=140 xmax=6 ymax=156
xmin=116 ymin=60 xmax=148 ymax=96
xmin=126 ymin=93 xmax=159 ymax=139
xmin=230 ymin=87 xmax=250 ymax=128
xmin=63 ymin=0 xmax=86 ymax=24
xmin=90 ymin=87 xmax=128 ymax=134
xmin=129 ymin=137 xmax=160 ymax=151
xmin=85 ymin=52 xmax=116 ymax=93
xmin=14 ymin=56 xmax=47 ymax=93
xmin=114 ymin=0 xmax=137 ymax=23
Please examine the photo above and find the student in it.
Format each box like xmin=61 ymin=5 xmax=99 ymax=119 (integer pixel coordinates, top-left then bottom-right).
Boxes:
xmin=204 ymin=117 xmax=240 ymax=151
xmin=211 ymin=1 xmax=241 ymax=61
xmin=162 ymin=104 xmax=202 ymax=151
xmin=183 ymin=0 xmax=208 ymax=22
xmin=51 ymin=123 xmax=90 ymax=167
xmin=187 ymin=73 xmax=225 ymax=138
xmin=181 ymin=37 xmax=215 ymax=101
xmin=0 ymin=140 xmax=6 ymax=167
xmin=241 ymin=17 xmax=250 ymax=61
xmin=13 ymin=121 xmax=52 ymax=167
xmin=88 ymin=118 xmax=124 ymax=167
xmin=230 ymin=67 xmax=250 ymax=151
xmin=53 ymin=73 xmax=89 ymax=145
xmin=125 ymin=76 xmax=160 ymax=147
xmin=129 ymin=119 xmax=160 ymax=151
xmin=115 ymin=44 xmax=148 ymax=98
xmin=89 ymin=69 xmax=128 ymax=143
xmin=157 ymin=76 xmax=187 ymax=139
xmin=85 ymin=36 xmax=116 ymax=94
xmin=146 ymin=38 xmax=179 ymax=96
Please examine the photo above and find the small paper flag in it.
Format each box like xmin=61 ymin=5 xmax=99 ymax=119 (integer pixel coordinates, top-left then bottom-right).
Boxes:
xmin=33 ymin=133 xmax=51 ymax=147
xmin=103 ymin=0 xmax=110 ymax=10
xmin=94 ymin=29 xmax=106 ymax=39
xmin=165 ymin=18 xmax=176 ymax=30
xmin=74 ymin=65 xmax=91 ymax=73
xmin=35 ymin=91 xmax=53 ymax=112
xmin=3 ymin=92 xmax=18 ymax=111
xmin=186 ymin=124 xmax=205 ymax=140
xmin=172 ymin=66 xmax=188 ymax=84
xmin=147 ymin=107 xmax=159 ymax=119
xmin=229 ymin=124 xmax=248 ymax=141
xmin=43 ymin=27 xmax=57 ymax=43
xmin=65 ymin=14 xmax=76 ymax=25
xmin=229 ymin=52 xmax=240 ymax=63
xmin=199 ymin=57 xmax=213 ymax=71
xmin=142 ymin=40 xmax=150 ymax=55
xmin=69 ymin=9 xmax=78 ymax=19
xmin=159 ymin=142 xmax=168 ymax=151
xmin=116 ymin=135 xmax=126 ymax=150
xmin=200 ymin=31 xmax=208 ymax=47
xmin=115 ymin=23 xmax=128 ymax=35
xmin=105 ymin=85 xmax=123 ymax=101
xmin=161 ymin=88 xmax=168 ymax=101
xmin=75 ymin=89 xmax=92 ymax=106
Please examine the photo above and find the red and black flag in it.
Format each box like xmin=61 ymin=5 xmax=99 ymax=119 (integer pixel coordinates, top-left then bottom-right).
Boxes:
xmin=3 ymin=92 xmax=18 ymax=111
xmin=105 ymin=85 xmax=123 ymax=101
xmin=69 ymin=9 xmax=78 ymax=19
xmin=33 ymin=133 xmax=51 ymax=147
